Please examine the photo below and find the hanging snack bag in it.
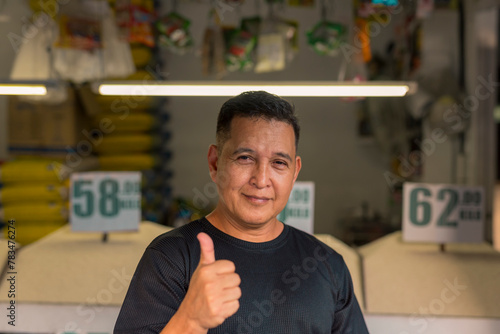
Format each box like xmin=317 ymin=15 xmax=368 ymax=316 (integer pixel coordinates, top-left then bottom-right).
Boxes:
xmin=56 ymin=15 xmax=103 ymax=50
xmin=201 ymin=9 xmax=226 ymax=78
xmin=254 ymin=14 xmax=288 ymax=73
xmin=224 ymin=16 xmax=261 ymax=72
xmin=115 ymin=0 xmax=156 ymax=47
xmin=279 ymin=19 xmax=299 ymax=59
xmin=51 ymin=1 xmax=135 ymax=83
xmin=225 ymin=28 xmax=258 ymax=72
xmin=306 ymin=20 xmax=347 ymax=57
xmin=155 ymin=12 xmax=193 ymax=54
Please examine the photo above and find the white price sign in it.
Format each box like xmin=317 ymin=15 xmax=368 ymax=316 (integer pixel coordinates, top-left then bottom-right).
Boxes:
xmin=70 ymin=172 xmax=141 ymax=232
xmin=403 ymin=182 xmax=484 ymax=243
xmin=278 ymin=182 xmax=315 ymax=234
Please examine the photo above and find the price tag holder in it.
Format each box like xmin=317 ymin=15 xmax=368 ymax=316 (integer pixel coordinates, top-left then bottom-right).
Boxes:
xmin=70 ymin=172 xmax=141 ymax=232
xmin=278 ymin=182 xmax=315 ymax=234
xmin=403 ymin=182 xmax=485 ymax=243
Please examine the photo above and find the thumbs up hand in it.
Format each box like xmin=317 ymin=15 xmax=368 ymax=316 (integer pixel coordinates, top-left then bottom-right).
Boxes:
xmin=198 ymin=232 xmax=216 ymax=265
xmin=175 ymin=233 xmax=241 ymax=332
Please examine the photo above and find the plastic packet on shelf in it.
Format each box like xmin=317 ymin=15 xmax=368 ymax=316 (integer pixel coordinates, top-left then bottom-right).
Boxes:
xmin=225 ymin=28 xmax=258 ymax=72
xmin=306 ymin=20 xmax=347 ymax=57
xmin=155 ymin=12 xmax=193 ymax=55
xmin=115 ymin=0 xmax=156 ymax=47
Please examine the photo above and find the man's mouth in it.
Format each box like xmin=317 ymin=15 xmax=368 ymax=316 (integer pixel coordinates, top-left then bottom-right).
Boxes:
xmin=244 ymin=194 xmax=271 ymax=203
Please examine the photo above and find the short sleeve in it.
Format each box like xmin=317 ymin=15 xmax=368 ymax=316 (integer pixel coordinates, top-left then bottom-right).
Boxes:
xmin=113 ymin=246 xmax=188 ymax=334
xmin=331 ymin=260 xmax=369 ymax=334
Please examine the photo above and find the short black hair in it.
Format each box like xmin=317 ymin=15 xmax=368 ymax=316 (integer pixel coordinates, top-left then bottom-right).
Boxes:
xmin=216 ymin=91 xmax=300 ymax=152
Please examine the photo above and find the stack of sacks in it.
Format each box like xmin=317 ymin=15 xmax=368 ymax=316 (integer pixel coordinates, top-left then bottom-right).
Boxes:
xmin=97 ymin=0 xmax=171 ymax=224
xmin=92 ymin=71 xmax=167 ymax=171
xmin=0 ymin=159 xmax=70 ymax=245
xmin=130 ymin=44 xmax=153 ymax=69
xmin=91 ymin=71 xmax=172 ymax=223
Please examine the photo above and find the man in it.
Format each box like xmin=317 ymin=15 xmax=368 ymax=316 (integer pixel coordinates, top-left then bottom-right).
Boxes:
xmin=114 ymin=91 xmax=369 ymax=334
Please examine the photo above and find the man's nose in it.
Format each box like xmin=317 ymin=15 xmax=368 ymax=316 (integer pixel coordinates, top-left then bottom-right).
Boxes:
xmin=251 ymin=163 xmax=270 ymax=188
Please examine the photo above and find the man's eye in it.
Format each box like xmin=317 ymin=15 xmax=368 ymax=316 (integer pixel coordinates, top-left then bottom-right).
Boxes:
xmin=274 ymin=160 xmax=288 ymax=168
xmin=237 ymin=156 xmax=252 ymax=162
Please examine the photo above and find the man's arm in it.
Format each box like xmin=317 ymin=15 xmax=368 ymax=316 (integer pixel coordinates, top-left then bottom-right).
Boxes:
xmin=160 ymin=233 xmax=241 ymax=334
xmin=114 ymin=233 xmax=240 ymax=334
xmin=331 ymin=260 xmax=369 ymax=334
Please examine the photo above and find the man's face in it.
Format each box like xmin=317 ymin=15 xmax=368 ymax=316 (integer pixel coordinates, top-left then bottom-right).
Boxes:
xmin=208 ymin=116 xmax=301 ymax=228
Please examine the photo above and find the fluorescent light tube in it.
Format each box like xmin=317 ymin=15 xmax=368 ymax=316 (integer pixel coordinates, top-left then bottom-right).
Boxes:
xmin=0 ymin=84 xmax=47 ymax=95
xmin=96 ymin=81 xmax=417 ymax=97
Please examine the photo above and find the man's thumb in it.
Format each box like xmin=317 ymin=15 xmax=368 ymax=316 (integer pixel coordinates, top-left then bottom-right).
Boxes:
xmin=197 ymin=232 xmax=215 ymax=265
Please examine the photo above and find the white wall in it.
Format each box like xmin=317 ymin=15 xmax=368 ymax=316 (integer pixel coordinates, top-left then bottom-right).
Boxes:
xmin=418 ymin=9 xmax=460 ymax=185
xmin=469 ymin=1 xmax=498 ymax=242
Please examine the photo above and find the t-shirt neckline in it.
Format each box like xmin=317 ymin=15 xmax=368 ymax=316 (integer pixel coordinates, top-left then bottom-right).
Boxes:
xmin=200 ymin=217 xmax=290 ymax=251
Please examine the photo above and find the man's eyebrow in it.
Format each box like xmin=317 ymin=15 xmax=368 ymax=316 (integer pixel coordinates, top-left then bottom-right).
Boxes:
xmin=232 ymin=148 xmax=255 ymax=156
xmin=275 ymin=152 xmax=293 ymax=162
xmin=232 ymin=148 xmax=293 ymax=162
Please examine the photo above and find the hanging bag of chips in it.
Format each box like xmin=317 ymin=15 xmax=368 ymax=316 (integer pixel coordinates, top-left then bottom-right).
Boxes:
xmin=155 ymin=8 xmax=193 ymax=55
xmin=306 ymin=0 xmax=347 ymax=57
xmin=254 ymin=0 xmax=297 ymax=73
xmin=225 ymin=15 xmax=260 ymax=72
xmin=114 ymin=0 xmax=156 ymax=47
xmin=52 ymin=0 xmax=135 ymax=83
xmin=201 ymin=2 xmax=226 ymax=78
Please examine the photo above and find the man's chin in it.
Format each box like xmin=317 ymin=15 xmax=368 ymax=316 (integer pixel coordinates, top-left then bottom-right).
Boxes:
xmin=239 ymin=216 xmax=279 ymax=228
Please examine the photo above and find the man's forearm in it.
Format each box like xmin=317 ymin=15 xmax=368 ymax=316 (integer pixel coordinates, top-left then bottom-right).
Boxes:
xmin=160 ymin=306 xmax=208 ymax=334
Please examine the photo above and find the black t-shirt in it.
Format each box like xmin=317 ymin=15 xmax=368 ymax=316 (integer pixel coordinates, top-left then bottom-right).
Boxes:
xmin=114 ymin=218 xmax=369 ymax=334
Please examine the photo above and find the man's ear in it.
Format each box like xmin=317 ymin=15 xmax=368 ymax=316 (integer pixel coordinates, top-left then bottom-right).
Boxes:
xmin=293 ymin=155 xmax=302 ymax=183
xmin=207 ymin=144 xmax=219 ymax=182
